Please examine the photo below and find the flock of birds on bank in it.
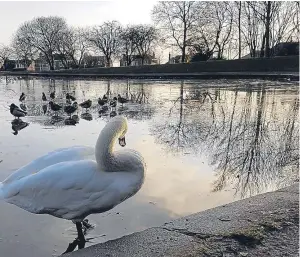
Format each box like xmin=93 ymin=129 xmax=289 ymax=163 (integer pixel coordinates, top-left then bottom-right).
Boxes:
xmin=9 ymin=92 xmax=129 ymax=134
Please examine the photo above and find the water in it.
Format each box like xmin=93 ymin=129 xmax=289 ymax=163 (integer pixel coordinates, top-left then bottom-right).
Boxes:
xmin=0 ymin=76 xmax=298 ymax=256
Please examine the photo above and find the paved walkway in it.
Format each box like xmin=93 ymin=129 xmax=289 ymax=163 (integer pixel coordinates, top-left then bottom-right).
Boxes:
xmin=63 ymin=184 xmax=299 ymax=257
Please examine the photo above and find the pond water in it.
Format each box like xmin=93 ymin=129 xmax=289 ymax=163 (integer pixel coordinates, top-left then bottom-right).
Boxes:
xmin=0 ymin=76 xmax=298 ymax=256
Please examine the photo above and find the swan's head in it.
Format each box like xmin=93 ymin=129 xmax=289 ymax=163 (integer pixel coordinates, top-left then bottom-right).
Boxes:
xmin=110 ymin=116 xmax=128 ymax=147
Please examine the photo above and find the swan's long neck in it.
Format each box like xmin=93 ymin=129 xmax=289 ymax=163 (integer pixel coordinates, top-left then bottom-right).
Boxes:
xmin=95 ymin=121 xmax=120 ymax=170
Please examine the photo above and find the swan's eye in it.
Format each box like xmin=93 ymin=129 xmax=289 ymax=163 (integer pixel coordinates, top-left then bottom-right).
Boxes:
xmin=118 ymin=137 xmax=126 ymax=147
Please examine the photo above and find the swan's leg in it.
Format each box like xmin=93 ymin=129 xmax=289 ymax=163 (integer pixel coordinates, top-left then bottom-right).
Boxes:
xmin=76 ymin=222 xmax=86 ymax=249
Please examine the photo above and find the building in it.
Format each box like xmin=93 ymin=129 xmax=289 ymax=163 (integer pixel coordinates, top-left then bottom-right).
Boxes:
xmin=81 ymin=54 xmax=110 ymax=68
xmin=0 ymin=59 xmax=34 ymax=71
xmin=34 ymin=53 xmax=73 ymax=71
xmin=120 ymin=53 xmax=158 ymax=66
xmin=241 ymin=50 xmax=262 ymax=59
xmin=166 ymin=54 xmax=190 ymax=64
xmin=272 ymin=42 xmax=299 ymax=56
xmin=241 ymin=42 xmax=299 ymax=59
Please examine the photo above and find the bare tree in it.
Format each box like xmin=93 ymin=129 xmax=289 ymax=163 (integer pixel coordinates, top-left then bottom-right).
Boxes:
xmin=88 ymin=21 xmax=122 ymax=67
xmin=235 ymin=1 xmax=242 ymax=59
xmin=12 ymin=33 xmax=36 ymax=67
xmin=249 ymin=1 xmax=282 ymax=57
xmin=152 ymin=1 xmax=200 ymax=63
xmin=270 ymin=1 xmax=300 ymax=47
xmin=0 ymin=44 xmax=13 ymax=69
xmin=131 ymin=25 xmax=158 ymax=65
xmin=14 ymin=16 xmax=68 ymax=70
xmin=195 ymin=2 xmax=234 ymax=59
xmin=239 ymin=2 xmax=264 ymax=57
xmin=119 ymin=26 xmax=138 ymax=66
xmin=55 ymin=27 xmax=89 ymax=68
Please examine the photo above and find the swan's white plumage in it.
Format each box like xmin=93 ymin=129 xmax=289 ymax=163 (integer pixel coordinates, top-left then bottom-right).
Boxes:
xmin=0 ymin=116 xmax=145 ymax=222
xmin=2 ymin=146 xmax=95 ymax=184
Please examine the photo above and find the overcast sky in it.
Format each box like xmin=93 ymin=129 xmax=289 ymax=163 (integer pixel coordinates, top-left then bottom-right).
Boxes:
xmin=0 ymin=1 xmax=157 ymax=45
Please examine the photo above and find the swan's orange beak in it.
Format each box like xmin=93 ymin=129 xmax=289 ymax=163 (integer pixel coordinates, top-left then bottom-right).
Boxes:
xmin=118 ymin=136 xmax=126 ymax=147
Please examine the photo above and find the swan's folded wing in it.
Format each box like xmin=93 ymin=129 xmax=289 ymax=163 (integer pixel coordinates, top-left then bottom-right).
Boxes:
xmin=3 ymin=160 xmax=117 ymax=220
xmin=3 ymin=146 xmax=95 ymax=184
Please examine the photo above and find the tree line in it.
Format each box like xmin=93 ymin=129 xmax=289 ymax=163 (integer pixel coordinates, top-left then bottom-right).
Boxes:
xmin=0 ymin=1 xmax=299 ymax=70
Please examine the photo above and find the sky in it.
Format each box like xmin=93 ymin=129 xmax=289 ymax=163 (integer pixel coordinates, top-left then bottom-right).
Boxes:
xmin=0 ymin=1 xmax=157 ymax=45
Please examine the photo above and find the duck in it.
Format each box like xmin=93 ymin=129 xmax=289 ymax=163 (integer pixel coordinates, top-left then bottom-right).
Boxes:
xmin=98 ymin=97 xmax=106 ymax=107
xmin=102 ymin=94 xmax=108 ymax=103
xmin=19 ymin=93 xmax=26 ymax=102
xmin=110 ymin=97 xmax=117 ymax=109
xmin=98 ymin=106 xmax=109 ymax=116
xmin=0 ymin=116 xmax=145 ymax=254
xmin=20 ymin=103 xmax=27 ymax=112
xmin=64 ymin=102 xmax=78 ymax=117
xmin=49 ymin=101 xmax=62 ymax=115
xmin=79 ymin=99 xmax=92 ymax=111
xmin=50 ymin=91 xmax=55 ymax=100
xmin=117 ymin=94 xmax=128 ymax=106
xmin=9 ymin=104 xmax=27 ymax=119
xmin=42 ymin=92 xmax=47 ymax=102
xmin=66 ymin=93 xmax=76 ymax=102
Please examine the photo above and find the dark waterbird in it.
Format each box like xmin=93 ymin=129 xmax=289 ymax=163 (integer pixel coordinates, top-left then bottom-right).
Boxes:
xmin=117 ymin=94 xmax=128 ymax=106
xmin=49 ymin=101 xmax=62 ymax=115
xmin=50 ymin=91 xmax=55 ymax=100
xmin=20 ymin=103 xmax=27 ymax=111
xmin=64 ymin=102 xmax=78 ymax=117
xmin=110 ymin=97 xmax=117 ymax=109
xmin=102 ymin=94 xmax=108 ymax=103
xmin=66 ymin=93 xmax=76 ymax=101
xmin=98 ymin=97 xmax=106 ymax=107
xmin=19 ymin=92 xmax=26 ymax=102
xmin=9 ymin=104 xmax=27 ymax=119
xmin=42 ymin=92 xmax=47 ymax=101
xmin=79 ymin=99 xmax=92 ymax=111
xmin=98 ymin=105 xmax=109 ymax=116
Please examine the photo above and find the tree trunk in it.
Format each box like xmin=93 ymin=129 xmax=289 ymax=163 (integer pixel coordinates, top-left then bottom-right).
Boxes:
xmin=260 ymin=33 xmax=266 ymax=57
xmin=106 ymin=56 xmax=111 ymax=67
xmin=182 ymin=3 xmax=187 ymax=63
xmin=238 ymin=1 xmax=242 ymax=59
xmin=265 ymin=1 xmax=271 ymax=57
xmin=182 ymin=46 xmax=186 ymax=63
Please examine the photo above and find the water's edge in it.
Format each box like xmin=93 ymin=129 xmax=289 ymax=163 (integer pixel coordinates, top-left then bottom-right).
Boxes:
xmin=64 ymin=183 xmax=299 ymax=257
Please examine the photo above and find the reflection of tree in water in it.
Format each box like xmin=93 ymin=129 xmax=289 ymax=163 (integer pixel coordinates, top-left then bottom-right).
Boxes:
xmin=150 ymin=81 xmax=212 ymax=152
xmin=151 ymin=83 xmax=299 ymax=197
xmin=210 ymin=88 xmax=299 ymax=197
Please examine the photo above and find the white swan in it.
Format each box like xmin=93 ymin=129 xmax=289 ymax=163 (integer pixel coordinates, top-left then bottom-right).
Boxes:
xmin=0 ymin=116 xmax=146 ymax=253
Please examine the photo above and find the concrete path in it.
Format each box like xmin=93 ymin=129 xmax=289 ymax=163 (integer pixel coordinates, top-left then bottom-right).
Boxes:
xmin=63 ymin=183 xmax=299 ymax=257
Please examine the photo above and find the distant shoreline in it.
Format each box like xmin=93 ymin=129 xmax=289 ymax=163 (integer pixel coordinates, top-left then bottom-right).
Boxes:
xmin=0 ymin=56 xmax=298 ymax=80
xmin=0 ymin=71 xmax=298 ymax=81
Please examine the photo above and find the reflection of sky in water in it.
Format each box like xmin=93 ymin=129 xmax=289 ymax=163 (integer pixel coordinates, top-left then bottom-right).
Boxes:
xmin=0 ymin=76 xmax=298 ymax=257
